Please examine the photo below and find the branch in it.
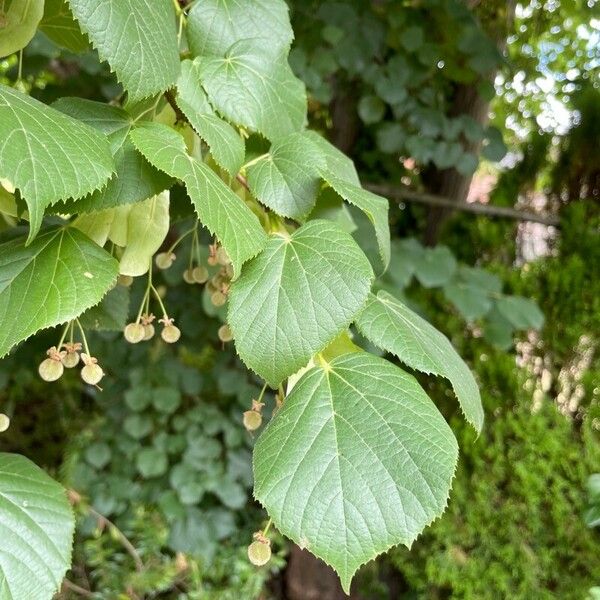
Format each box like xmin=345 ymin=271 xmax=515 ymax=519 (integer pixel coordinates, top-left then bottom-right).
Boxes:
xmin=164 ymin=89 xmax=187 ymax=124
xmin=61 ymin=579 xmax=94 ymax=598
xmin=364 ymin=183 xmax=560 ymax=227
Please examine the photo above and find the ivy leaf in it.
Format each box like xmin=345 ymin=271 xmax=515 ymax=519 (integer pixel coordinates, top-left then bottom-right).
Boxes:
xmin=130 ymin=122 xmax=267 ymax=277
xmin=176 ymin=59 xmax=245 ymax=176
xmin=186 ymin=0 xmax=293 ymax=58
xmin=0 ymin=84 xmax=114 ymax=241
xmin=413 ymin=245 xmax=457 ymax=288
xmin=39 ymin=0 xmax=89 ymax=53
xmin=0 ymin=227 xmax=119 ymax=358
xmin=53 ymin=98 xmax=171 ymax=213
xmin=496 ymin=295 xmax=544 ymax=330
xmin=228 ymin=220 xmax=373 ymax=386
xmin=247 ymin=132 xmax=326 ymax=220
xmin=67 ymin=0 xmax=180 ymax=101
xmin=0 ymin=453 xmax=75 ymax=599
xmin=253 ymin=352 xmax=458 ymax=593
xmin=356 ymin=291 xmax=484 ymax=432
xmin=304 ymin=131 xmax=361 ymax=186
xmin=118 ymin=192 xmax=171 ymax=277
xmin=0 ymin=0 xmax=43 ymax=57
xmin=320 ymin=171 xmax=390 ymax=272
xmin=196 ymin=39 xmax=306 ymax=141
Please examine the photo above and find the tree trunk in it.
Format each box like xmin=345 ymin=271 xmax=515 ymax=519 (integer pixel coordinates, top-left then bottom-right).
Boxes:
xmin=423 ymin=83 xmax=492 ymax=245
xmin=423 ymin=0 xmax=517 ymax=245
xmin=285 ymin=546 xmax=353 ymax=600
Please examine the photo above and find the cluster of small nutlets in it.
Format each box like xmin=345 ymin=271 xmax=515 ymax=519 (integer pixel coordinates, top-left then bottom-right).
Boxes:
xmin=247 ymin=531 xmax=272 ymax=566
xmin=124 ymin=313 xmax=180 ymax=344
xmin=243 ymin=397 xmax=265 ymax=432
xmin=156 ymin=243 xmax=233 ymax=309
xmin=38 ymin=343 xmax=104 ymax=385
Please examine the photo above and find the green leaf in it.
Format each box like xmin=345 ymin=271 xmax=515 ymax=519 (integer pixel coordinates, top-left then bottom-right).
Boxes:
xmin=67 ymin=0 xmax=180 ymax=101
xmin=176 ymin=59 xmax=245 ymax=176
xmin=0 ymin=453 xmax=75 ymax=599
xmin=304 ymin=131 xmax=360 ymax=186
xmin=78 ymin=284 xmax=129 ymax=331
xmin=0 ymin=0 xmax=44 ymax=57
xmin=0 ymin=84 xmax=114 ymax=240
xmin=320 ymin=172 xmax=390 ymax=272
xmin=356 ymin=291 xmax=483 ymax=432
xmin=253 ymin=352 xmax=458 ymax=593
xmin=443 ymin=283 xmax=492 ymax=320
xmin=196 ymin=39 xmax=306 ymax=141
xmin=39 ymin=0 xmax=89 ymax=53
xmin=130 ymin=122 xmax=266 ymax=278
xmin=84 ymin=442 xmax=112 ymax=469
xmin=118 ymin=192 xmax=170 ymax=277
xmin=228 ymin=220 xmax=373 ymax=386
xmin=53 ymin=98 xmax=171 ymax=213
xmin=136 ymin=448 xmax=168 ymax=478
xmin=483 ymin=306 xmax=515 ymax=349
xmin=413 ymin=245 xmax=457 ymax=288
xmin=358 ymin=95 xmax=386 ymax=124
xmin=0 ymin=227 xmax=119 ymax=358
xmin=496 ymin=295 xmax=544 ymax=330
xmin=186 ymin=0 xmax=293 ymax=58
xmin=442 ymin=266 xmax=502 ymax=320
xmin=247 ymin=132 xmax=326 ymax=220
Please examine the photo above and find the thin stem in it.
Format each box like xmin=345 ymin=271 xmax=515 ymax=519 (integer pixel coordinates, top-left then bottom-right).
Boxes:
xmin=62 ymin=579 xmax=94 ymax=598
xmin=133 ymin=95 xmax=162 ymax=123
xmin=241 ymin=153 xmax=270 ymax=171
xmin=136 ymin=269 xmax=153 ymax=322
xmin=17 ymin=50 xmax=23 ymax=84
xmin=262 ymin=518 xmax=273 ymax=537
xmin=167 ymin=224 xmax=196 ymax=253
xmin=150 ymin=285 xmax=169 ymax=318
xmin=57 ymin=321 xmax=71 ymax=349
xmin=257 ymin=382 xmax=268 ymax=404
xmin=236 ymin=173 xmax=250 ymax=191
xmin=85 ymin=505 xmax=144 ymax=572
xmin=75 ymin=319 xmax=90 ymax=356
xmin=177 ymin=12 xmax=185 ymax=44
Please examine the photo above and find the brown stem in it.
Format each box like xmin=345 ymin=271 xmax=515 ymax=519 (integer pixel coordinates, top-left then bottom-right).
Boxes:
xmin=236 ymin=173 xmax=250 ymax=191
xmin=61 ymin=579 xmax=94 ymax=598
xmin=364 ymin=183 xmax=559 ymax=227
xmin=164 ymin=89 xmax=187 ymax=124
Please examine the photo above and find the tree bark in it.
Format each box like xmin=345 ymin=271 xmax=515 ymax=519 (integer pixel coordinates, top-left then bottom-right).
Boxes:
xmin=423 ymin=0 xmax=517 ymax=245
xmin=285 ymin=546 xmax=353 ymax=600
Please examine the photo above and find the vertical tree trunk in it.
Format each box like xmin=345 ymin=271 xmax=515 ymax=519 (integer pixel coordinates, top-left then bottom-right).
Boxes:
xmin=423 ymin=0 xmax=516 ymax=245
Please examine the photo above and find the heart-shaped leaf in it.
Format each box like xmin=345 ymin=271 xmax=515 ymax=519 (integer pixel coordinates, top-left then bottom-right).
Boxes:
xmin=254 ymin=352 xmax=458 ymax=592
xmin=228 ymin=220 xmax=373 ymax=386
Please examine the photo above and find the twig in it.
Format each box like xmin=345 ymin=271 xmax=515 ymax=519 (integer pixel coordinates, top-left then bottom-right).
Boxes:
xmin=70 ymin=492 xmax=145 ymax=572
xmin=236 ymin=173 xmax=250 ymax=191
xmin=87 ymin=506 xmax=144 ymax=572
xmin=164 ymin=89 xmax=187 ymax=124
xmin=61 ymin=579 xmax=94 ymax=598
xmin=364 ymin=182 xmax=560 ymax=226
